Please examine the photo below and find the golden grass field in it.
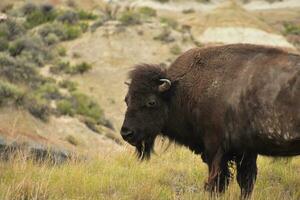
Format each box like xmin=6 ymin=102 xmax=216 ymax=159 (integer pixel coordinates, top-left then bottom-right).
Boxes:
xmin=0 ymin=145 xmax=299 ymax=200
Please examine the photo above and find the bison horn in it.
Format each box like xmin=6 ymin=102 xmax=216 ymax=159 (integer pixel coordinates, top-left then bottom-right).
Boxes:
xmin=159 ymin=79 xmax=171 ymax=92
xmin=124 ymin=81 xmax=130 ymax=86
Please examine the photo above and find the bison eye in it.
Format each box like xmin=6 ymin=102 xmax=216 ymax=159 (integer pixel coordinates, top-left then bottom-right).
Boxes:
xmin=147 ymin=100 xmax=156 ymax=107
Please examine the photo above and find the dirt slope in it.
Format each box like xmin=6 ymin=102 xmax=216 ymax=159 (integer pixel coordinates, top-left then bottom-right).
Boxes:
xmin=0 ymin=107 xmax=121 ymax=155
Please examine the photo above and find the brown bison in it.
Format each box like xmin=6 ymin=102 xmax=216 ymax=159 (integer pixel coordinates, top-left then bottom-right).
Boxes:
xmin=121 ymin=44 xmax=300 ymax=198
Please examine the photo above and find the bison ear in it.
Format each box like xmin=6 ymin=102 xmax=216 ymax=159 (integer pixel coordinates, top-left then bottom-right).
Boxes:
xmin=158 ymin=79 xmax=171 ymax=92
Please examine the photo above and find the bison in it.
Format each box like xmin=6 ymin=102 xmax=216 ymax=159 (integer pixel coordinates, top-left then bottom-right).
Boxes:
xmin=120 ymin=44 xmax=300 ymax=198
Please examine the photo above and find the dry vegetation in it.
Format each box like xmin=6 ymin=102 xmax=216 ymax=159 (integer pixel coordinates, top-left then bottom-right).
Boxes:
xmin=0 ymin=146 xmax=299 ymax=200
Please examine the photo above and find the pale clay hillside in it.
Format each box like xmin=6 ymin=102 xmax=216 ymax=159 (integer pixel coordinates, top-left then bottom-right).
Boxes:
xmin=0 ymin=0 xmax=299 ymax=199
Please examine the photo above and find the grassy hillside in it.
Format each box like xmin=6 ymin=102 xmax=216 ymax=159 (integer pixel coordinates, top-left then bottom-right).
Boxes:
xmin=0 ymin=146 xmax=299 ymax=200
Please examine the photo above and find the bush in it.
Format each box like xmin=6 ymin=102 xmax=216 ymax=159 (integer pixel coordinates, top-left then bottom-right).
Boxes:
xmin=82 ymin=117 xmax=99 ymax=133
xmin=0 ymin=38 xmax=9 ymax=51
xmin=138 ymin=7 xmax=157 ymax=18
xmin=57 ymin=10 xmax=79 ymax=25
xmin=65 ymin=135 xmax=79 ymax=146
xmin=118 ymin=10 xmax=141 ymax=26
xmin=160 ymin=17 xmax=178 ymax=29
xmin=39 ymin=22 xmax=83 ymax=41
xmin=57 ymin=99 xmax=75 ymax=116
xmin=0 ymin=18 xmax=26 ymax=41
xmin=284 ymin=23 xmax=300 ymax=35
xmin=0 ymin=53 xmax=39 ymax=84
xmin=25 ymin=8 xmax=58 ymax=29
xmin=170 ymin=44 xmax=182 ymax=55
xmin=21 ymin=3 xmax=38 ymax=15
xmin=72 ymin=62 xmax=92 ymax=74
xmin=63 ymin=24 xmax=82 ymax=40
xmin=78 ymin=10 xmax=97 ymax=20
xmin=38 ymin=22 xmax=66 ymax=41
xmin=49 ymin=61 xmax=71 ymax=74
xmin=57 ymin=46 xmax=67 ymax=57
xmin=34 ymin=83 xmax=61 ymax=100
xmin=25 ymin=95 xmax=50 ymax=121
xmin=9 ymin=35 xmax=49 ymax=66
xmin=50 ymin=61 xmax=92 ymax=75
xmin=59 ymin=80 xmax=77 ymax=92
xmin=71 ymin=92 xmax=103 ymax=122
xmin=44 ymin=33 xmax=60 ymax=45
xmin=79 ymin=22 xmax=89 ymax=33
xmin=0 ymin=80 xmax=25 ymax=106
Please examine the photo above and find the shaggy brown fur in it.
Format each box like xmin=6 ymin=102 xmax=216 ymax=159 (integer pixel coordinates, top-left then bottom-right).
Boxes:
xmin=121 ymin=44 xmax=300 ymax=198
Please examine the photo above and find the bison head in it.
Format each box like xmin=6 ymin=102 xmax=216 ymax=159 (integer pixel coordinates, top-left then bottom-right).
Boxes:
xmin=121 ymin=64 xmax=172 ymax=160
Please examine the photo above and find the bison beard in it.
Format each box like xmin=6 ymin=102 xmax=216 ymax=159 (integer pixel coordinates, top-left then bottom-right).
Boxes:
xmin=135 ymin=136 xmax=155 ymax=160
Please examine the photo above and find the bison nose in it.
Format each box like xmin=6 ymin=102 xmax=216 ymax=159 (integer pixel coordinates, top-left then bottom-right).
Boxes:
xmin=120 ymin=126 xmax=134 ymax=140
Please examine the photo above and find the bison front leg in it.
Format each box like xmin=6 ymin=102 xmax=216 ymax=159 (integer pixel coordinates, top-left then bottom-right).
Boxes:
xmin=236 ymin=153 xmax=258 ymax=199
xmin=204 ymin=148 xmax=231 ymax=194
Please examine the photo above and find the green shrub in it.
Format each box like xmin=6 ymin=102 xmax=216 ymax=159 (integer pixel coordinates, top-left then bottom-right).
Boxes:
xmin=49 ymin=61 xmax=71 ymax=74
xmin=9 ymin=35 xmax=44 ymax=56
xmin=284 ymin=23 xmax=300 ymax=35
xmin=138 ymin=7 xmax=157 ymax=18
xmin=63 ymin=24 xmax=82 ymax=40
xmin=39 ymin=22 xmax=83 ymax=41
xmin=0 ymin=80 xmax=25 ymax=106
xmin=21 ymin=3 xmax=38 ymax=15
xmin=25 ymin=95 xmax=50 ymax=121
xmin=170 ymin=44 xmax=182 ymax=55
xmin=0 ymin=38 xmax=9 ymax=51
xmin=57 ymin=10 xmax=79 ymax=24
xmin=0 ymin=18 xmax=25 ymax=41
xmin=0 ymin=53 xmax=39 ymax=84
xmin=79 ymin=22 xmax=89 ymax=33
xmin=65 ymin=135 xmax=80 ymax=146
xmin=44 ymin=33 xmax=60 ymax=45
xmin=57 ymin=46 xmax=67 ymax=57
xmin=59 ymin=80 xmax=77 ymax=92
xmin=78 ymin=10 xmax=97 ymax=20
xmin=118 ymin=10 xmax=141 ymax=26
xmin=25 ymin=9 xmax=58 ymax=29
xmin=38 ymin=22 xmax=66 ymax=41
xmin=72 ymin=62 xmax=92 ymax=74
xmin=160 ymin=17 xmax=178 ymax=29
xmin=82 ymin=117 xmax=99 ymax=133
xmin=50 ymin=61 xmax=92 ymax=75
xmin=71 ymin=92 xmax=103 ymax=122
xmin=34 ymin=83 xmax=61 ymax=100
xmin=57 ymin=99 xmax=75 ymax=116
xmin=49 ymin=61 xmax=68 ymax=74
xmin=9 ymin=35 xmax=49 ymax=66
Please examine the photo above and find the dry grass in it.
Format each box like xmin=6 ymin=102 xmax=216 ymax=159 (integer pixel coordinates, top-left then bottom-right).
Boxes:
xmin=0 ymin=145 xmax=299 ymax=200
